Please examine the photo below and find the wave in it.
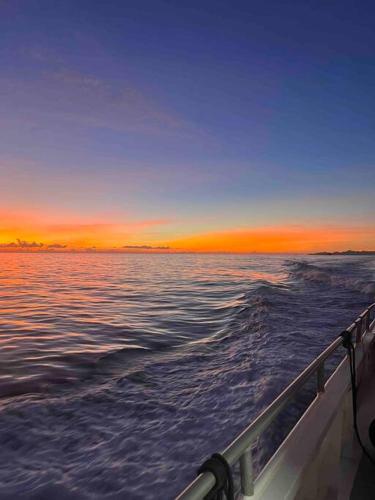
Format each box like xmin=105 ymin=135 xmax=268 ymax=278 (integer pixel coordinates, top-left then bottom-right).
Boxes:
xmin=286 ymin=259 xmax=375 ymax=296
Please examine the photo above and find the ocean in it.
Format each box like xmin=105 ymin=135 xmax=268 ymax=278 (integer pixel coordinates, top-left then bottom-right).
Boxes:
xmin=0 ymin=253 xmax=374 ymax=499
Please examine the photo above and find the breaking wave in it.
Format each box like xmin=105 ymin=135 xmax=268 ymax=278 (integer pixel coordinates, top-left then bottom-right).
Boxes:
xmin=287 ymin=259 xmax=375 ymax=296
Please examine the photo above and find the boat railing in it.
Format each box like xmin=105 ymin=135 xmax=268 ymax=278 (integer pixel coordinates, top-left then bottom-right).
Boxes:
xmin=176 ymin=302 xmax=375 ymax=500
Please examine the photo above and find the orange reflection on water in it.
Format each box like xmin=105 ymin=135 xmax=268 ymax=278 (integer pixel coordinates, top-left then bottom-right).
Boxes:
xmin=248 ymin=271 xmax=287 ymax=284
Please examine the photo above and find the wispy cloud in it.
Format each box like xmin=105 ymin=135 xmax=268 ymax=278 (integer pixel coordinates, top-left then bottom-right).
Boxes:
xmin=47 ymin=243 xmax=67 ymax=249
xmin=0 ymin=238 xmax=44 ymax=248
xmin=123 ymin=245 xmax=171 ymax=250
xmin=0 ymin=62 xmax=190 ymax=137
xmin=50 ymin=70 xmax=102 ymax=89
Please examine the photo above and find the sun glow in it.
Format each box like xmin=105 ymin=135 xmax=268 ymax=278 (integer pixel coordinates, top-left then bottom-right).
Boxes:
xmin=167 ymin=225 xmax=375 ymax=253
xmin=1 ymin=209 xmax=374 ymax=253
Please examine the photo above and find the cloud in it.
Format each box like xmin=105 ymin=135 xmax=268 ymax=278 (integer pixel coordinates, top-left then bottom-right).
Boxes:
xmin=47 ymin=243 xmax=67 ymax=248
xmin=51 ymin=70 xmax=102 ymax=89
xmin=0 ymin=238 xmax=44 ymax=248
xmin=123 ymin=245 xmax=171 ymax=250
xmin=0 ymin=65 xmax=187 ymax=138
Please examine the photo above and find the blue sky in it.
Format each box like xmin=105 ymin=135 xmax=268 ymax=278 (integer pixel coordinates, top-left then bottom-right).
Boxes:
xmin=0 ymin=0 xmax=374 ymax=250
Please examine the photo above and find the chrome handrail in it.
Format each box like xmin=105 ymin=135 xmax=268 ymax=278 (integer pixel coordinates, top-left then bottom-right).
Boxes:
xmin=176 ymin=303 xmax=375 ymax=500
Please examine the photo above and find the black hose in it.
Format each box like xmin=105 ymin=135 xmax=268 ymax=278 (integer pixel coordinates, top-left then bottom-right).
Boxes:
xmin=341 ymin=330 xmax=375 ymax=465
xmin=197 ymin=453 xmax=234 ymax=500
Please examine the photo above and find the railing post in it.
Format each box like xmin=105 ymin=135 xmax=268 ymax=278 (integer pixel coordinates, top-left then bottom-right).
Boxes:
xmin=355 ymin=318 xmax=362 ymax=343
xmin=365 ymin=310 xmax=370 ymax=332
xmin=240 ymin=448 xmax=254 ymax=498
xmin=317 ymin=362 xmax=325 ymax=393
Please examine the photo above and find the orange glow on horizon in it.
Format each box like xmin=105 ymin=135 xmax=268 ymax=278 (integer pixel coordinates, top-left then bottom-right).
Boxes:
xmin=167 ymin=225 xmax=375 ymax=253
xmin=0 ymin=210 xmax=172 ymax=251
xmin=0 ymin=210 xmax=374 ymax=254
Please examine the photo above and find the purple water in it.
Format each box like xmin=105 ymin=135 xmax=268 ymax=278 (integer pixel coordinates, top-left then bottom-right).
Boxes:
xmin=0 ymin=253 xmax=374 ymax=499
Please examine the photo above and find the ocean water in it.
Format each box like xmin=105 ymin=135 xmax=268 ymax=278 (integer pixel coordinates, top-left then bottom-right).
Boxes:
xmin=0 ymin=253 xmax=374 ymax=499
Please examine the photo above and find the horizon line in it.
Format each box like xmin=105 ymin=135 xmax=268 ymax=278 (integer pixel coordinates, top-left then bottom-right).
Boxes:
xmin=0 ymin=249 xmax=374 ymax=255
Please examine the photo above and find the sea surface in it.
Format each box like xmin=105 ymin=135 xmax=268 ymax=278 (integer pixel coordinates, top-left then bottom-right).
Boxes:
xmin=0 ymin=253 xmax=374 ymax=499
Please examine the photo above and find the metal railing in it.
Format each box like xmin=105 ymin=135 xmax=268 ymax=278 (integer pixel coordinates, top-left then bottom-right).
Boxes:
xmin=176 ymin=303 xmax=375 ymax=500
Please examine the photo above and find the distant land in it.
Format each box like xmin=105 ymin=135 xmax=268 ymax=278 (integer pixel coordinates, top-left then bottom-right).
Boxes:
xmin=312 ymin=250 xmax=375 ymax=256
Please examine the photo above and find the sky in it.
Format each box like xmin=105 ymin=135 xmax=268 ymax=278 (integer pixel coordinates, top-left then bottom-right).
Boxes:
xmin=0 ymin=0 xmax=374 ymax=252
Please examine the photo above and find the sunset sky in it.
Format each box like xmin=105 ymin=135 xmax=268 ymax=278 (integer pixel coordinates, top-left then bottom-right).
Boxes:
xmin=1 ymin=0 xmax=374 ymax=252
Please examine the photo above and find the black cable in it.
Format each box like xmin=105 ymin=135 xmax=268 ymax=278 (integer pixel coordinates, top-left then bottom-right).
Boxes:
xmin=341 ymin=330 xmax=375 ymax=465
xmin=197 ymin=453 xmax=234 ymax=500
